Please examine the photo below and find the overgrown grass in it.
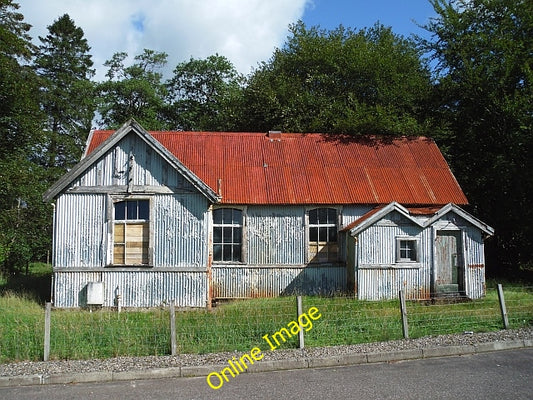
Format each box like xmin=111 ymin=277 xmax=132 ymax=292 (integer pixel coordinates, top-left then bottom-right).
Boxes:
xmin=1 ymin=287 xmax=532 ymax=363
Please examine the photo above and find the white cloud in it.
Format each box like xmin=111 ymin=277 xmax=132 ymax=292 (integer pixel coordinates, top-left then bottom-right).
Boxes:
xmin=17 ymin=0 xmax=308 ymax=80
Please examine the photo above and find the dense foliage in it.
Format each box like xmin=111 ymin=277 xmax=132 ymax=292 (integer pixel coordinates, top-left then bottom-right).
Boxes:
xmin=422 ymin=0 xmax=533 ymax=276
xmin=0 ymin=0 xmax=531 ymax=278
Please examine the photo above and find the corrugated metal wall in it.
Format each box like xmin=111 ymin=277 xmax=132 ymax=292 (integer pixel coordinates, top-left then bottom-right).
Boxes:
xmin=355 ymin=212 xmax=430 ymax=300
xmin=153 ymin=193 xmax=209 ymax=267
xmin=54 ymin=270 xmax=207 ymax=308
xmin=55 ymin=194 xmax=107 ymax=268
xmin=353 ymin=210 xmax=487 ymax=300
xmin=463 ymin=226 xmax=486 ymax=299
xmin=73 ymin=133 xmax=192 ymax=189
xmin=246 ymin=206 xmax=306 ymax=265
xmin=358 ymin=268 xmax=424 ymax=300
xmin=212 ymin=265 xmax=346 ymax=298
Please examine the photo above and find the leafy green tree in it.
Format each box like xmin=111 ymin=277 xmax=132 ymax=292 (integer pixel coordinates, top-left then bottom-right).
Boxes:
xmin=164 ymin=54 xmax=244 ymax=131
xmin=33 ymin=14 xmax=95 ymax=180
xmin=0 ymin=0 xmax=49 ymax=274
xmin=422 ymin=0 xmax=533 ymax=275
xmin=240 ymin=22 xmax=435 ymax=136
xmin=97 ymin=49 xmax=168 ymax=129
xmin=0 ymin=0 xmax=42 ymax=158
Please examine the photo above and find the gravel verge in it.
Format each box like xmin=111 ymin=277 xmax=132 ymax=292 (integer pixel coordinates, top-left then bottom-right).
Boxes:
xmin=1 ymin=327 xmax=532 ymax=378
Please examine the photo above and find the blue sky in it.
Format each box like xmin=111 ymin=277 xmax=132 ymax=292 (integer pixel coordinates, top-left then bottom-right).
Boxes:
xmin=302 ymin=0 xmax=436 ymax=39
xmin=17 ymin=0 xmax=437 ymax=79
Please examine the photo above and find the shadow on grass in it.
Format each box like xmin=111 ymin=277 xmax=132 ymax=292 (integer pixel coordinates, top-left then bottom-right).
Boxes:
xmin=0 ymin=263 xmax=52 ymax=304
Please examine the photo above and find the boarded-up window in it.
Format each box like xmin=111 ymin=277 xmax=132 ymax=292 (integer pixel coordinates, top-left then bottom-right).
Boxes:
xmin=213 ymin=208 xmax=243 ymax=262
xmin=309 ymin=208 xmax=338 ymax=262
xmin=114 ymin=200 xmax=149 ymax=265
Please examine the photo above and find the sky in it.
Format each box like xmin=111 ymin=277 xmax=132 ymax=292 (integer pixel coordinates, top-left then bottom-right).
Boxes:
xmin=16 ymin=0 xmax=437 ymax=81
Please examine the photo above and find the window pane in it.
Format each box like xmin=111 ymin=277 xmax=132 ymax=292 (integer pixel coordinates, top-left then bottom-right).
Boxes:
xmin=232 ymin=209 xmax=242 ymax=224
xmin=213 ymin=227 xmax=222 ymax=243
xmin=115 ymin=201 xmax=126 ymax=220
xmin=319 ymin=227 xmax=328 ymax=242
xmin=213 ymin=209 xmax=223 ymax=224
xmin=213 ymin=244 xmax=222 ymax=261
xmin=222 ymin=208 xmax=233 ymax=224
xmin=223 ymin=227 xmax=233 ymax=243
xmin=234 ymin=227 xmax=242 ymax=243
xmin=318 ymin=208 xmax=328 ymax=223
xmin=327 ymin=208 xmax=336 ymax=223
xmin=310 ymin=227 xmax=318 ymax=242
xmin=329 ymin=227 xmax=338 ymax=242
xmin=232 ymin=245 xmax=241 ymax=261
xmin=223 ymin=244 xmax=232 ymax=261
xmin=127 ymin=201 xmax=137 ymax=220
xmin=138 ymin=200 xmax=149 ymax=220
xmin=309 ymin=209 xmax=318 ymax=224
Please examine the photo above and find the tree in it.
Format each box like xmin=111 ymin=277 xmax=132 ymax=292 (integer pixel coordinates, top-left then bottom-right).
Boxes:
xmin=0 ymin=0 xmax=49 ymax=275
xmin=97 ymin=49 xmax=168 ymax=129
xmin=0 ymin=0 xmax=42 ymax=158
xmin=422 ymin=0 xmax=533 ymax=276
xmin=240 ymin=22 xmax=436 ymax=136
xmin=33 ymin=13 xmax=95 ymax=180
xmin=164 ymin=54 xmax=244 ymax=131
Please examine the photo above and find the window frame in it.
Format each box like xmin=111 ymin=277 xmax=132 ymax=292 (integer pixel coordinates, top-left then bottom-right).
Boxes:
xmin=112 ymin=198 xmax=151 ymax=266
xmin=307 ymin=207 xmax=340 ymax=263
xmin=212 ymin=207 xmax=245 ymax=263
xmin=396 ymin=237 xmax=420 ymax=263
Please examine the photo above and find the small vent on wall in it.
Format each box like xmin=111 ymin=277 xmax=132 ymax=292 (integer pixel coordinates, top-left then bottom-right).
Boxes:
xmin=86 ymin=282 xmax=104 ymax=306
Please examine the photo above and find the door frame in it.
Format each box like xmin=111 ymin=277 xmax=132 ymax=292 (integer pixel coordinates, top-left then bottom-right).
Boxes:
xmin=432 ymin=228 xmax=466 ymax=296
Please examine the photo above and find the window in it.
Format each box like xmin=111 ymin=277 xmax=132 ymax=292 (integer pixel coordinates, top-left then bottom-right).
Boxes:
xmin=113 ymin=200 xmax=150 ymax=265
xmin=213 ymin=208 xmax=243 ymax=262
xmin=309 ymin=208 xmax=338 ymax=262
xmin=396 ymin=238 xmax=419 ymax=262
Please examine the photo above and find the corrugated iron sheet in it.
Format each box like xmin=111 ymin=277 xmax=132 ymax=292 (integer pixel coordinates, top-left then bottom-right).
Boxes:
xmin=212 ymin=265 xmax=347 ymax=298
xmin=54 ymin=270 xmax=207 ymax=308
xmin=55 ymin=194 xmax=107 ymax=268
xmin=87 ymin=130 xmax=468 ymax=206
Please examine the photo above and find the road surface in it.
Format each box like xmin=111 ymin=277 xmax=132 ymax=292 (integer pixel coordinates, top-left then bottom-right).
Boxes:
xmin=1 ymin=348 xmax=532 ymax=399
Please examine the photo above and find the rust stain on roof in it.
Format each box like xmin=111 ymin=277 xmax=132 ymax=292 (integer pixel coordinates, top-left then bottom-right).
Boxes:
xmin=87 ymin=130 xmax=468 ymax=206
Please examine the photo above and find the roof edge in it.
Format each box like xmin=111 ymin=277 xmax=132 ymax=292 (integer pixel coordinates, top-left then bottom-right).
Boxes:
xmin=43 ymin=119 xmax=220 ymax=203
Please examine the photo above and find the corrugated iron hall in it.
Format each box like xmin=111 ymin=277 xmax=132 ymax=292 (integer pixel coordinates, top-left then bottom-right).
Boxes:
xmin=44 ymin=119 xmax=494 ymax=308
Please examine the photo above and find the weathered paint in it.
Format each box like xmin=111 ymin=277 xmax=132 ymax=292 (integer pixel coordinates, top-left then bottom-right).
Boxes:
xmin=352 ymin=208 xmax=489 ymax=300
xmin=463 ymin=226 xmax=487 ymax=299
xmin=246 ymin=206 xmax=306 ymax=265
xmin=85 ymin=127 xmax=469 ymax=205
xmin=73 ymin=132 xmax=195 ymax=190
xmin=53 ymin=270 xmax=207 ymax=308
xmin=212 ymin=265 xmax=346 ymax=298
xmin=46 ymin=121 xmax=492 ymax=307
xmin=152 ymin=193 xmax=209 ymax=267
xmin=358 ymin=267 xmax=425 ymax=300
xmin=54 ymin=194 xmax=107 ymax=268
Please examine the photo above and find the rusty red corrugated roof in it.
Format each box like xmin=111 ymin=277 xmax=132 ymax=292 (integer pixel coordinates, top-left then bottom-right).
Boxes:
xmin=86 ymin=130 xmax=468 ymax=206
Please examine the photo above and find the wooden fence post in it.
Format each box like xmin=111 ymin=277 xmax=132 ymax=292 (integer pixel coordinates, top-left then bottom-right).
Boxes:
xmin=399 ymin=290 xmax=409 ymax=339
xmin=497 ymin=284 xmax=509 ymax=329
xmin=297 ymin=296 xmax=305 ymax=349
xmin=170 ymin=300 xmax=177 ymax=356
xmin=44 ymin=302 xmax=51 ymax=361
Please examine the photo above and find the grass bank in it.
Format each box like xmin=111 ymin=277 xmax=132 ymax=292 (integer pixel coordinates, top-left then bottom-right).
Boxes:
xmin=1 ymin=286 xmax=532 ymax=363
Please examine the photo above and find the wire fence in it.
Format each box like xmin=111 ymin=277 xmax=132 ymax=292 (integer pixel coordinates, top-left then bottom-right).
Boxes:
xmin=1 ymin=285 xmax=532 ymax=363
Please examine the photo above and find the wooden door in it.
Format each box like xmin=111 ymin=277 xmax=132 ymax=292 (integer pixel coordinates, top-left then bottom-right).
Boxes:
xmin=434 ymin=230 xmax=463 ymax=294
